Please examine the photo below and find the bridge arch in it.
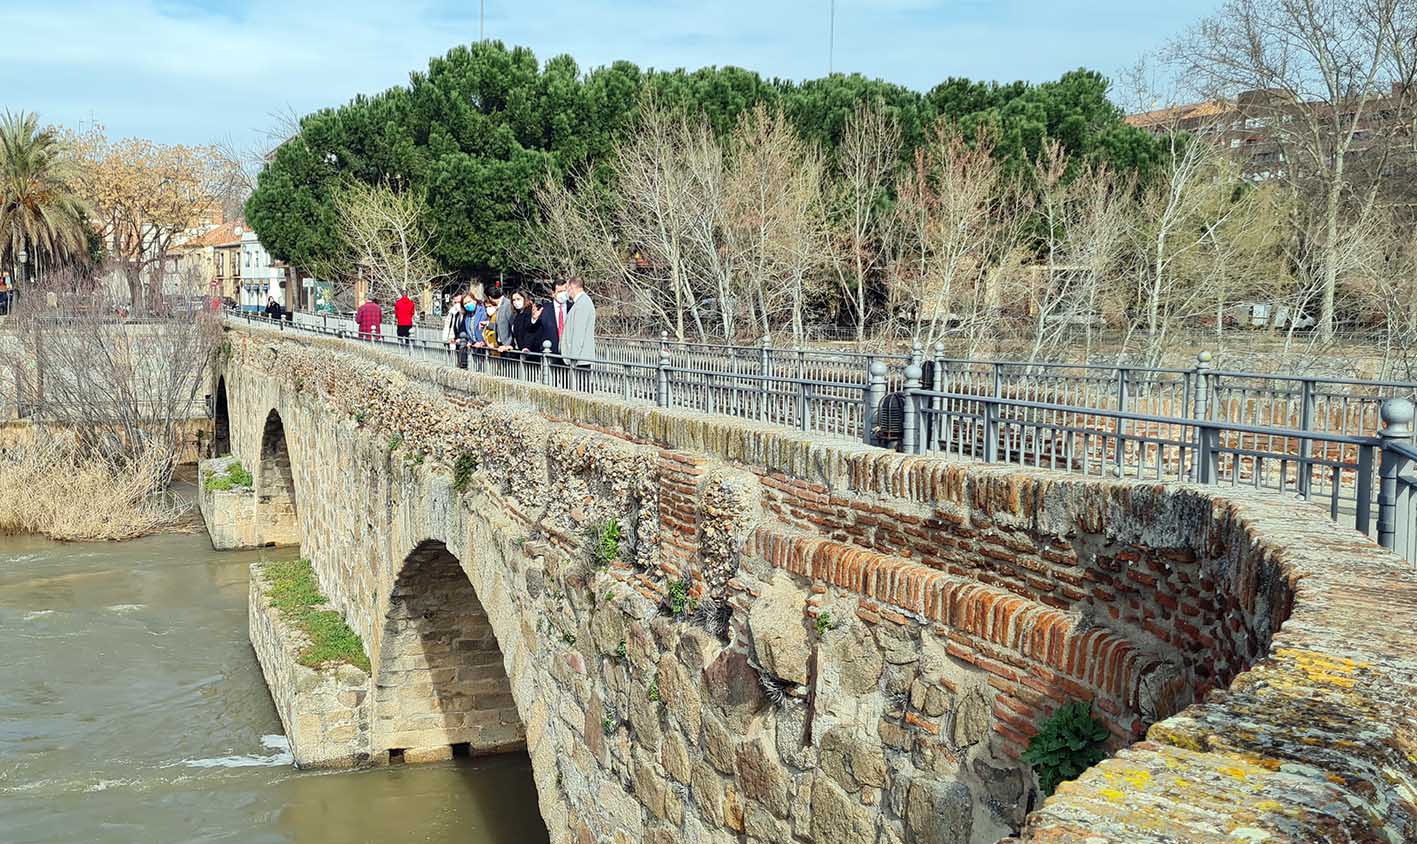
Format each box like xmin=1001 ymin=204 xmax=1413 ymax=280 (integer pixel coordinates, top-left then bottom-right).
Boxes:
xmin=373 ymin=539 xmax=524 ymax=760
xmin=212 ymin=376 xmax=230 ymax=457
xmin=254 ymin=408 xmax=300 ymax=546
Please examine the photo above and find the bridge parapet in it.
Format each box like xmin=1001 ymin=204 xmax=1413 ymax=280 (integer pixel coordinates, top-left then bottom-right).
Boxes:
xmin=218 ymin=322 xmax=1417 ymax=844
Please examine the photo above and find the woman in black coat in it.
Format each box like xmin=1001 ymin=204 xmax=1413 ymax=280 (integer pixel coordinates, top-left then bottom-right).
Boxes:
xmin=517 ymin=298 xmax=559 ymax=359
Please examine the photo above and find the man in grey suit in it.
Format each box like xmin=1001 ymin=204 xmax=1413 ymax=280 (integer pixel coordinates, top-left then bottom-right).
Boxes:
xmin=560 ymin=276 xmax=596 ymax=390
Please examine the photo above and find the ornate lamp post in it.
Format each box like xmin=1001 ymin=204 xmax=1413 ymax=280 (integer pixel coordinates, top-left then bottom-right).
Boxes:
xmin=16 ymin=247 xmax=27 ymax=289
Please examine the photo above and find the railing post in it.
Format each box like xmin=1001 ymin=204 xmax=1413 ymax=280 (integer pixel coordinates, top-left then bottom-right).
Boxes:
xmin=1196 ymin=425 xmax=1220 ymax=485
xmin=1192 ymin=351 xmax=1213 ymax=420
xmin=656 ymin=348 xmax=671 ymax=408
xmin=1376 ymin=398 xmax=1415 ymax=553
xmin=864 ymin=361 xmax=887 ymax=447
xmin=1190 ymin=351 xmax=1213 ymax=481
xmin=983 ymin=397 xmax=1000 ymax=463
xmin=760 ymin=334 xmax=771 ymax=421
xmin=1297 ymin=378 xmax=1316 ymax=499
xmin=929 ymin=341 xmax=945 ymax=450
xmin=797 ymin=379 xmax=810 ymax=431
xmin=540 ymin=340 xmax=552 ymax=386
xmin=901 ymin=363 xmax=922 ymax=455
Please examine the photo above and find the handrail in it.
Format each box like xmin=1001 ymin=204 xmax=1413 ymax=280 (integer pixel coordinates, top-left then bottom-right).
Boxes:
xmin=224 ymin=309 xmax=1416 ymax=563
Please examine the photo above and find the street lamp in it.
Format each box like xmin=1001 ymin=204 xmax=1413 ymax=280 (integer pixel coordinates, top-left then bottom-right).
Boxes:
xmin=16 ymin=247 xmax=26 ymax=289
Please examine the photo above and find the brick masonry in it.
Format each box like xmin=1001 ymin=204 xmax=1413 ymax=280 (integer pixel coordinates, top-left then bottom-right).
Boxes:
xmin=218 ymin=323 xmax=1417 ymax=844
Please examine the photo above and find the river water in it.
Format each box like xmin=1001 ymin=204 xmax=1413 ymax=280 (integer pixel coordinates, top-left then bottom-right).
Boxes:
xmin=0 ymin=528 xmax=548 ymax=844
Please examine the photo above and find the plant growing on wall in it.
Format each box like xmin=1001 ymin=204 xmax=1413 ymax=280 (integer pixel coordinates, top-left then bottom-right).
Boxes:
xmin=1021 ymin=699 xmax=1110 ymax=796
xmin=452 ymin=452 xmax=476 ymax=492
xmin=591 ymin=518 xmax=621 ymax=568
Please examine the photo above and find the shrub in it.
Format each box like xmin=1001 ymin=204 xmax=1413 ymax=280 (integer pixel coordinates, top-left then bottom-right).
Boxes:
xmin=226 ymin=461 xmax=253 ymax=487
xmin=647 ymin=681 xmax=660 ymax=702
xmin=1021 ymin=700 xmax=1110 ymax=796
xmin=590 ymin=518 xmax=622 ymax=567
xmin=203 ymin=461 xmax=252 ymax=492
xmin=386 ymin=433 xmax=403 ymax=452
xmin=815 ymin=612 xmax=834 ymax=636
xmin=0 ymin=434 xmax=186 ymax=540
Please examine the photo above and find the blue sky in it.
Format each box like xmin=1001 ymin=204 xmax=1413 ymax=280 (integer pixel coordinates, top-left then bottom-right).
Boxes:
xmin=0 ymin=0 xmax=1218 ymax=148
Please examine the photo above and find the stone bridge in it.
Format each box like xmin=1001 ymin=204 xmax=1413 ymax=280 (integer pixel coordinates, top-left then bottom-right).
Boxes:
xmin=209 ymin=322 xmax=1417 ymax=844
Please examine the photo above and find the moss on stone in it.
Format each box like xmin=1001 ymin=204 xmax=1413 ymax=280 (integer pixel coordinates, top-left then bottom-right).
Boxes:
xmin=261 ymin=559 xmax=370 ymax=672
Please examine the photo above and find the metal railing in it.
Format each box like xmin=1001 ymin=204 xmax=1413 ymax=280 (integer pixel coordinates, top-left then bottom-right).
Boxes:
xmin=226 ymin=311 xmax=1417 ymax=563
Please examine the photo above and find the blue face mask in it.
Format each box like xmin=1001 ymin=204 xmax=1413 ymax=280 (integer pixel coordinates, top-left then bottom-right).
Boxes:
xmin=465 ymin=303 xmax=476 ymax=312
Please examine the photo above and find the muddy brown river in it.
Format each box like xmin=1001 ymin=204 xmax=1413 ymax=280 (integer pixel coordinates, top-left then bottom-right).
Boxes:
xmin=0 ymin=528 xmax=548 ymax=844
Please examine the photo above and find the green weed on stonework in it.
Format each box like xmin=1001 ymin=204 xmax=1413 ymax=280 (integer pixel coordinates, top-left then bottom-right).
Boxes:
xmin=667 ymin=579 xmax=690 ymax=616
xmin=262 ymin=559 xmax=370 ymax=672
xmin=1021 ymin=699 xmax=1110 ymax=796
xmin=203 ymin=461 xmax=253 ymax=492
xmin=591 ymin=518 xmax=621 ymax=568
xmin=452 ymin=452 xmax=476 ymax=492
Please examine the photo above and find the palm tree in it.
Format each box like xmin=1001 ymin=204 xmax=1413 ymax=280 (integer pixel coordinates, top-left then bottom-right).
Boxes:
xmin=0 ymin=110 xmax=90 ymax=281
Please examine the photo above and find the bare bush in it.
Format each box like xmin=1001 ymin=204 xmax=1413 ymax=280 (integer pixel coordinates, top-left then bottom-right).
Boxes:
xmin=0 ymin=432 xmax=189 ymax=540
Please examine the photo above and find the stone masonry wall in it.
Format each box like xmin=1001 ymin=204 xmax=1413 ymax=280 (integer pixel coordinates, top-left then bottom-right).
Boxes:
xmin=222 ymin=323 xmax=1417 ymax=844
xmin=248 ymin=563 xmax=371 ymax=768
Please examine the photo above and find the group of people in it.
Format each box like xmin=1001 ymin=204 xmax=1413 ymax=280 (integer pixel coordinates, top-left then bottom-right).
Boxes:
xmin=442 ymin=277 xmax=597 ymax=373
xmin=351 ymin=278 xmax=598 ymax=375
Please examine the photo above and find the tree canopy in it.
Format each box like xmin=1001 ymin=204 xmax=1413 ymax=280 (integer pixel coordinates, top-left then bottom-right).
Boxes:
xmin=246 ymin=41 xmax=1161 ymax=283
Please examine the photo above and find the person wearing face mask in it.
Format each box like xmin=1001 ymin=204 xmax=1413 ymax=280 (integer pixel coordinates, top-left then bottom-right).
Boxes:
xmin=560 ymin=276 xmax=596 ymax=389
xmin=551 ymin=280 xmax=570 ymax=343
xmin=456 ymin=295 xmax=484 ymax=367
xmin=503 ymin=288 xmax=531 ymax=353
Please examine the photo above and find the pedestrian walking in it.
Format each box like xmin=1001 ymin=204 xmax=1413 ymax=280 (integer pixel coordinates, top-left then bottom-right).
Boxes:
xmin=356 ymin=296 xmax=383 ymax=341
xmin=560 ymin=276 xmax=596 ymax=390
xmin=394 ymin=292 xmax=416 ymax=343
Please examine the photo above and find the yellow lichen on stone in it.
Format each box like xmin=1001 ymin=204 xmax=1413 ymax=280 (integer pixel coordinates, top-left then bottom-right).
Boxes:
xmin=1274 ymin=648 xmax=1368 ymax=689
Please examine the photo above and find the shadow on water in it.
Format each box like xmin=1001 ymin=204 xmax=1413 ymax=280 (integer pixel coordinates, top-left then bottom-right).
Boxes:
xmin=0 ymin=513 xmax=548 ymax=844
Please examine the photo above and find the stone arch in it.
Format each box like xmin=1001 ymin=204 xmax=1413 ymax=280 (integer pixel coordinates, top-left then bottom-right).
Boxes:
xmin=255 ymin=408 xmax=300 ymax=545
xmin=212 ymin=376 xmax=230 ymax=457
xmin=372 ymin=539 xmax=524 ymax=761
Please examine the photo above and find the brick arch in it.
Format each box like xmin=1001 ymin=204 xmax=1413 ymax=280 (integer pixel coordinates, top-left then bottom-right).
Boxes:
xmin=372 ymin=539 xmax=525 ymax=761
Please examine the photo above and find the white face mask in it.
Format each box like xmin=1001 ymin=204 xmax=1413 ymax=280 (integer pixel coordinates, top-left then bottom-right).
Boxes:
xmin=554 ymin=291 xmax=568 ymax=304
xmin=486 ymin=306 xmax=497 ymax=316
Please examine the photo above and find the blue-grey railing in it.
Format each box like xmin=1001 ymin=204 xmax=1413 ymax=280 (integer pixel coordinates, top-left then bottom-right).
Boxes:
xmin=226 ymin=311 xmax=1417 ymax=563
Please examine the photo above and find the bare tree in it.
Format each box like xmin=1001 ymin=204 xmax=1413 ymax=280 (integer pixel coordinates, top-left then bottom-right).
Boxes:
xmin=1170 ymin=0 xmax=1417 ymax=340
xmin=330 ymin=179 xmax=447 ymax=303
xmin=1026 ymin=142 xmax=1134 ymax=362
xmin=3 ymin=267 xmax=222 ymax=486
xmin=830 ymin=101 xmax=900 ymax=346
xmin=886 ymin=123 xmax=1030 ymax=355
xmin=722 ymin=104 xmax=829 ymax=342
xmin=1123 ymin=133 xmax=1292 ymax=365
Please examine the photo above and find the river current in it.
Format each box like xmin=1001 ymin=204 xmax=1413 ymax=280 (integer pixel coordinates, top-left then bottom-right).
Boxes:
xmin=0 ymin=528 xmax=548 ymax=844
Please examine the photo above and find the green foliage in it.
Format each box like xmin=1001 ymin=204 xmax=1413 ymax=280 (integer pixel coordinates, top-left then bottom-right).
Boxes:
xmin=226 ymin=461 xmax=253 ymax=488
xmin=386 ymin=433 xmax=403 ymax=452
xmin=603 ymin=589 xmax=615 ymax=602
xmin=646 ymin=681 xmax=660 ymax=703
xmin=452 ymin=452 xmax=476 ymax=492
xmin=262 ymin=559 xmax=370 ymax=672
xmin=815 ymin=612 xmax=834 ymax=637
xmin=1021 ymin=700 xmax=1110 ymax=797
xmin=561 ymin=630 xmax=576 ymax=646
xmin=353 ymin=409 xmax=367 ymax=424
xmin=247 ymin=41 xmax=1162 ymax=283
xmin=203 ymin=461 xmax=252 ymax=492
xmin=667 ymin=579 xmax=690 ymax=616
xmin=591 ymin=518 xmax=621 ymax=568
xmin=601 ymin=715 xmax=616 ymax=734
xmin=615 ymin=640 xmax=627 ymax=659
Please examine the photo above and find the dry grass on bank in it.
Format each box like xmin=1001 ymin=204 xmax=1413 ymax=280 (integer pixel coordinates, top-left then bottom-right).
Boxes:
xmin=0 ymin=434 xmax=189 ymax=541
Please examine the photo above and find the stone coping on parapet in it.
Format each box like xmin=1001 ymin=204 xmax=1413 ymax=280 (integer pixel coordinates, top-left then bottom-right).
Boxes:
xmin=226 ymin=321 xmax=1417 ymax=842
